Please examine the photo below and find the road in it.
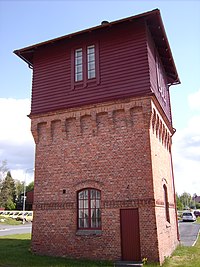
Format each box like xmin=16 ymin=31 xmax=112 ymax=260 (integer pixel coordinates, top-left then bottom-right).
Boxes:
xmin=0 ymin=221 xmax=199 ymax=247
xmin=0 ymin=223 xmax=32 ymax=236
xmin=179 ymin=221 xmax=200 ymax=246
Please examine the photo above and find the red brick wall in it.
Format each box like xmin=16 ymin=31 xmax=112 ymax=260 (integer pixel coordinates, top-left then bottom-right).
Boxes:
xmin=26 ymin=190 xmax=34 ymax=205
xmin=150 ymin=101 xmax=179 ymax=263
xmin=31 ymin=96 xmax=178 ymax=264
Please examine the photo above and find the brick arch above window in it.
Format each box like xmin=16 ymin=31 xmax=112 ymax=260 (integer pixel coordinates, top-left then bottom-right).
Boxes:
xmin=74 ymin=179 xmax=104 ymax=192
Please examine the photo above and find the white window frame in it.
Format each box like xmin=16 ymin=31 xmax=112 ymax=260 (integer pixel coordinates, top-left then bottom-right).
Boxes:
xmin=75 ymin=48 xmax=83 ymax=82
xmin=87 ymin=45 xmax=96 ymax=80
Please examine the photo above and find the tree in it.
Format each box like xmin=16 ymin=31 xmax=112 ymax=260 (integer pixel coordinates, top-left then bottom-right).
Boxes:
xmin=179 ymin=192 xmax=195 ymax=209
xmin=26 ymin=181 xmax=34 ymax=192
xmin=15 ymin=180 xmax=24 ymax=200
xmin=196 ymin=203 xmax=200 ymax=209
xmin=5 ymin=197 xmax=16 ymax=210
xmin=0 ymin=171 xmax=16 ymax=210
xmin=0 ymin=160 xmax=8 ymax=183
xmin=175 ymin=192 xmax=199 ymax=210
xmin=176 ymin=193 xmax=184 ymax=210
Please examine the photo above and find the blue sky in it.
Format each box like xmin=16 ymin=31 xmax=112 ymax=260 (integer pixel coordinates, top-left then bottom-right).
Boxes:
xmin=0 ymin=0 xmax=200 ymax=194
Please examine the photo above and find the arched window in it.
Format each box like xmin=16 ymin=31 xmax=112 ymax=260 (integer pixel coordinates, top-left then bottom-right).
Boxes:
xmin=78 ymin=188 xmax=101 ymax=229
xmin=163 ymin=184 xmax=170 ymax=223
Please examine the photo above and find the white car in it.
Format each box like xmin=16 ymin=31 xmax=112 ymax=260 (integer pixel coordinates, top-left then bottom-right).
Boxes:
xmin=182 ymin=211 xmax=196 ymax=222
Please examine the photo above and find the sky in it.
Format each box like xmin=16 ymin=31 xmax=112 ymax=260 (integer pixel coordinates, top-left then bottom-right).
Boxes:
xmin=0 ymin=0 xmax=200 ymax=194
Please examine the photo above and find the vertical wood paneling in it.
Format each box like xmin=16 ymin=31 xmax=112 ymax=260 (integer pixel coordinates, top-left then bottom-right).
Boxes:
xmin=120 ymin=208 xmax=141 ymax=261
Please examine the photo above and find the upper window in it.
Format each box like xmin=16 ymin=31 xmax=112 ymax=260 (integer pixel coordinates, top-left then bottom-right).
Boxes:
xmin=78 ymin=188 xmax=101 ymax=230
xmin=72 ymin=44 xmax=99 ymax=89
xmin=156 ymin=54 xmax=167 ymax=103
xmin=87 ymin=45 xmax=96 ymax=79
xmin=75 ymin=48 xmax=83 ymax=82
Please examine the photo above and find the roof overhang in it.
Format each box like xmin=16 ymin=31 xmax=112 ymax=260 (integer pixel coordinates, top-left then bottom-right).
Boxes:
xmin=14 ymin=9 xmax=180 ymax=85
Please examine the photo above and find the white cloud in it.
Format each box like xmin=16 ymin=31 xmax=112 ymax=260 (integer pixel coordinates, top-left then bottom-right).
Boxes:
xmin=188 ymin=89 xmax=200 ymax=110
xmin=0 ymin=98 xmax=35 ymax=183
xmin=172 ymin=89 xmax=200 ymax=196
xmin=173 ymin=139 xmax=200 ymax=195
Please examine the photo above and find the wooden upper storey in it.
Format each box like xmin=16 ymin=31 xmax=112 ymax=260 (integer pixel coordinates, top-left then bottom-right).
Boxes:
xmin=14 ymin=9 xmax=180 ymax=123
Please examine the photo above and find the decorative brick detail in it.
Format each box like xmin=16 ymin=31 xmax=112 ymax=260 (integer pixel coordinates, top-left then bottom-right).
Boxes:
xmin=34 ymin=202 xmax=75 ymax=210
xmin=33 ymin=198 xmax=156 ymax=211
xmin=103 ymin=198 xmax=155 ymax=209
xmin=151 ymin=106 xmax=172 ymax=151
xmin=31 ymin=96 xmax=179 ymax=265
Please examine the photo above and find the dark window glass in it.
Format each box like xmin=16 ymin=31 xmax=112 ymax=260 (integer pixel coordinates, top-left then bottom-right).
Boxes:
xmin=163 ymin=184 xmax=170 ymax=223
xmin=78 ymin=188 xmax=101 ymax=229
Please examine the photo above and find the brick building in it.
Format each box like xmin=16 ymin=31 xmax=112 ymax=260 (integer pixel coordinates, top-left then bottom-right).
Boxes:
xmin=14 ymin=9 xmax=180 ymax=265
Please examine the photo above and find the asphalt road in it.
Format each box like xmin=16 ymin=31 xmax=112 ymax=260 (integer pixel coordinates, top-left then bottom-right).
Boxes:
xmin=179 ymin=221 xmax=200 ymax=246
xmin=0 ymin=221 xmax=199 ymax=247
xmin=0 ymin=223 xmax=32 ymax=236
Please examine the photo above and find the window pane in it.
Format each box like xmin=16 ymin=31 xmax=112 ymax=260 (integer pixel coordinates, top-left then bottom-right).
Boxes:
xmin=75 ymin=48 xmax=82 ymax=56
xmin=79 ymin=218 xmax=84 ymax=228
xmin=79 ymin=200 xmax=83 ymax=209
xmin=96 ymin=208 xmax=101 ymax=218
xmin=97 ymin=217 xmax=101 ymax=227
xmin=75 ymin=73 xmax=83 ymax=81
xmin=79 ymin=191 xmax=84 ymax=199
xmin=88 ymin=62 xmax=95 ymax=71
xmin=96 ymin=199 xmax=100 ymax=208
xmin=91 ymin=199 xmax=96 ymax=208
xmin=90 ymin=209 xmax=101 ymax=228
xmin=90 ymin=189 xmax=96 ymax=199
xmin=78 ymin=189 xmax=101 ymax=229
xmin=96 ymin=191 xmax=100 ymax=199
xmin=88 ymin=70 xmax=95 ymax=79
xmin=84 ymin=210 xmax=89 ymax=228
xmin=75 ymin=56 xmax=82 ymax=65
xmin=79 ymin=210 xmax=84 ymax=228
xmin=87 ymin=45 xmax=96 ymax=79
xmin=87 ymin=53 xmax=95 ymax=62
xmin=76 ymin=64 xmax=82 ymax=73
xmin=87 ymin=45 xmax=95 ymax=53
xmin=84 ymin=190 xmax=88 ymax=199
xmin=84 ymin=199 xmax=88 ymax=208
xmin=91 ymin=209 xmax=96 ymax=227
xmin=75 ymin=48 xmax=83 ymax=82
xmin=79 ymin=210 xmax=84 ymax=218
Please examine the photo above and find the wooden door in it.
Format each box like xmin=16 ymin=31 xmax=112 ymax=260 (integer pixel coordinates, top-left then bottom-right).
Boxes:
xmin=120 ymin=208 xmax=141 ymax=261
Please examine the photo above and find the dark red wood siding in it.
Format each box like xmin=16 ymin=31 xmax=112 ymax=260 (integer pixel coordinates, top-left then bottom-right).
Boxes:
xmin=31 ymin=19 xmax=172 ymax=122
xmin=31 ymin=20 xmax=151 ymax=115
xmin=147 ymin=28 xmax=172 ymax=122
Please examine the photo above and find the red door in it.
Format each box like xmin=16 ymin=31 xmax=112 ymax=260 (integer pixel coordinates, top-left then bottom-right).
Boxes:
xmin=120 ymin=208 xmax=141 ymax=261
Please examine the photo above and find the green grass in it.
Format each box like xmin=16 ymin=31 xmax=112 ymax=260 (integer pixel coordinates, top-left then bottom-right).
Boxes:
xmin=146 ymin=232 xmax=200 ymax=267
xmin=196 ymin=217 xmax=200 ymax=224
xmin=0 ymin=215 xmax=22 ymax=225
xmin=161 ymin=237 xmax=200 ymax=267
xmin=0 ymin=233 xmax=200 ymax=267
xmin=0 ymin=234 xmax=112 ymax=267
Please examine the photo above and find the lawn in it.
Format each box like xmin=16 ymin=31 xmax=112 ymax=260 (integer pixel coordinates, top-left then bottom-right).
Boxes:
xmin=0 ymin=215 xmax=22 ymax=225
xmin=0 ymin=230 xmax=200 ymax=267
xmin=161 ymin=236 xmax=200 ymax=267
xmin=0 ymin=234 xmax=112 ymax=267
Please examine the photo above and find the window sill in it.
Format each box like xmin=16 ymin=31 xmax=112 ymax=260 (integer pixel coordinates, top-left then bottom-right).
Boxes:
xmin=72 ymin=78 xmax=99 ymax=90
xmin=76 ymin=230 xmax=102 ymax=236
